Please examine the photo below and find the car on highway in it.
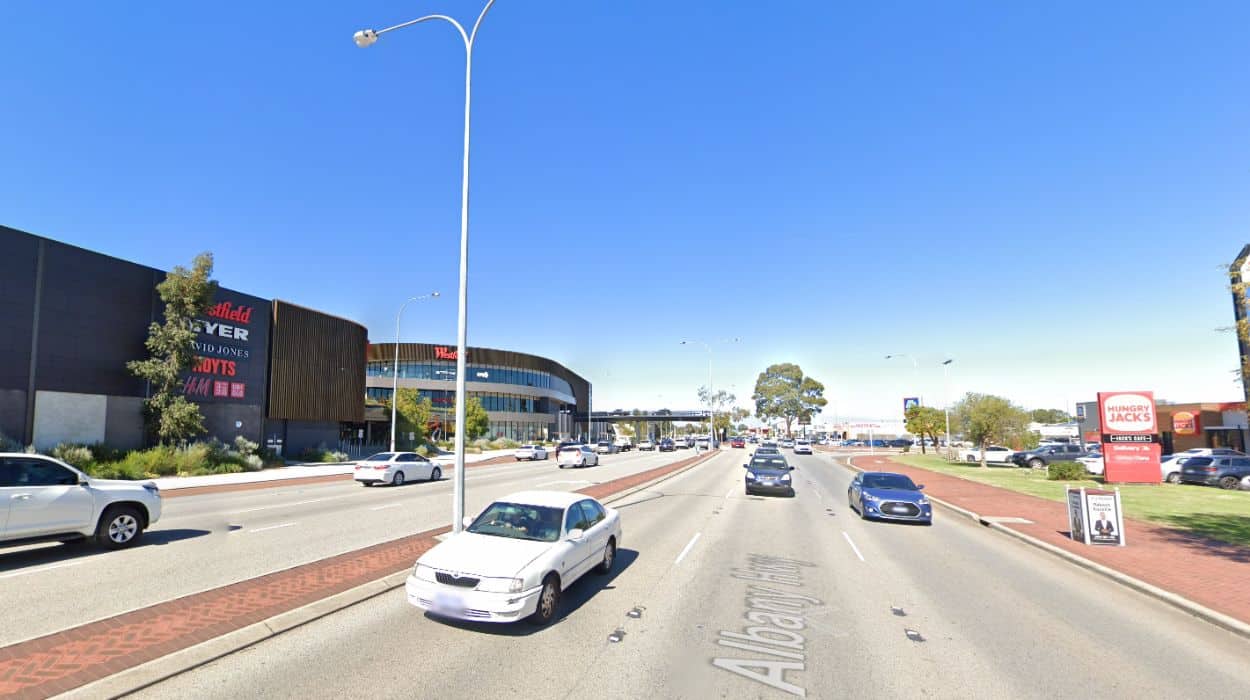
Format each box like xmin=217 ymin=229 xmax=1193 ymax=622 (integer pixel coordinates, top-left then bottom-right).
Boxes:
xmin=406 ymin=490 xmax=622 ymax=625
xmin=743 ymin=454 xmax=794 ymax=497
xmin=848 ymin=471 xmax=932 ymax=524
xmin=730 ymin=437 xmax=746 ymax=448
xmin=594 ymin=441 xmax=617 ymax=455
xmin=513 ymin=445 xmax=548 ymax=461
xmin=1178 ymin=455 xmax=1250 ymax=489
xmin=0 ymin=453 xmax=162 ymax=550
xmin=658 ymin=438 xmax=676 ymax=452
xmin=354 ymin=452 xmax=441 ymax=487
xmin=752 ymin=445 xmax=782 ymax=458
xmin=960 ymin=445 xmax=1016 ymax=464
xmin=558 ymin=445 xmax=600 ymax=468
xmin=1009 ymin=444 xmax=1088 ymax=469
xmin=793 ymin=439 xmax=812 ymax=455
xmin=637 ymin=440 xmax=655 ymax=451
xmin=779 ymin=438 xmax=795 ymax=448
xmin=676 ymin=437 xmax=693 ymax=449
xmin=695 ymin=437 xmax=712 ymax=450
xmin=761 ymin=439 xmax=778 ymax=448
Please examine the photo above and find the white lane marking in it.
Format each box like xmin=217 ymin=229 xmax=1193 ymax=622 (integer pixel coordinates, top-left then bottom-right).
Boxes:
xmin=368 ymin=503 xmax=404 ymax=511
xmin=228 ymin=496 xmax=349 ymax=515
xmin=724 ymin=487 xmax=736 ymax=499
xmin=240 ymin=522 xmax=298 ymax=534
xmin=674 ymin=532 xmax=702 ymax=565
xmin=842 ymin=531 xmax=866 ymax=562
xmin=536 ymin=480 xmax=592 ymax=486
xmin=0 ymin=560 xmax=84 ymax=580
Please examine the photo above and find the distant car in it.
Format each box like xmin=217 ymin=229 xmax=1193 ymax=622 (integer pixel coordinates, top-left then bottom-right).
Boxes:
xmin=1241 ymin=475 xmax=1250 ymax=491
xmin=558 ymin=445 xmax=600 ymax=468
xmin=1077 ymin=454 xmax=1104 ymax=475
xmin=793 ymin=439 xmax=812 ymax=455
xmin=1155 ymin=448 xmax=1244 ymax=484
xmin=743 ymin=454 xmax=794 ymax=497
xmin=887 ymin=438 xmax=912 ymax=448
xmin=594 ymin=441 xmax=617 ymax=455
xmin=658 ymin=439 xmax=676 ymax=452
xmin=354 ymin=452 xmax=440 ymax=487
xmin=1179 ymin=455 xmax=1250 ymax=489
xmin=514 ymin=445 xmax=548 ymax=461
xmin=960 ymin=445 xmax=1016 ymax=464
xmin=753 ymin=446 xmax=782 ymax=458
xmin=695 ymin=437 xmax=711 ymax=450
xmin=613 ymin=438 xmax=633 ymax=452
xmin=0 ymin=453 xmax=163 ymax=550
xmin=747 ymin=436 xmax=759 ymax=444
xmin=676 ymin=437 xmax=693 ymax=449
xmin=637 ymin=440 xmax=655 ymax=451
xmin=867 ymin=439 xmax=888 ymax=448
xmin=1009 ymin=444 xmax=1088 ymax=469
xmin=779 ymin=439 xmax=795 ymax=448
xmin=730 ymin=437 xmax=746 ymax=448
xmin=406 ymin=490 xmax=622 ymax=625
xmin=761 ymin=440 xmax=778 ymax=448
xmin=848 ymin=472 xmax=932 ymax=524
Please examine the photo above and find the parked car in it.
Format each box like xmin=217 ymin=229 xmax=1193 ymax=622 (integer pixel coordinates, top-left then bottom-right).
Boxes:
xmin=743 ymin=454 xmax=794 ymax=497
xmin=354 ymin=452 xmax=441 ymax=486
xmin=513 ymin=445 xmax=548 ymax=461
xmin=960 ymin=445 xmax=1016 ymax=464
xmin=847 ymin=471 xmax=932 ymax=524
xmin=1009 ymin=444 xmax=1088 ymax=469
xmin=594 ymin=441 xmax=617 ymax=455
xmin=558 ymin=445 xmax=600 ymax=468
xmin=658 ymin=439 xmax=677 ymax=452
xmin=1241 ymin=475 xmax=1250 ymax=491
xmin=637 ymin=440 xmax=655 ymax=451
xmin=1077 ymin=454 xmax=1104 ymax=476
xmin=1179 ymin=455 xmax=1250 ymax=489
xmin=887 ymin=438 xmax=912 ymax=448
xmin=0 ymin=453 xmax=163 ymax=550
xmin=406 ymin=491 xmax=621 ymax=625
xmin=730 ymin=437 xmax=746 ymax=448
xmin=793 ymin=439 xmax=813 ymax=455
xmin=867 ymin=439 xmax=888 ymax=448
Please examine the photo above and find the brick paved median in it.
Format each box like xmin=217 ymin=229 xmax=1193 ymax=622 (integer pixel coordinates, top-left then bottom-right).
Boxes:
xmin=850 ymin=455 xmax=1250 ymax=629
xmin=0 ymin=451 xmax=717 ymax=699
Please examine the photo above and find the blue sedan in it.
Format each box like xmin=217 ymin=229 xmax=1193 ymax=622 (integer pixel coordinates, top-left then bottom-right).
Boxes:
xmin=848 ymin=471 xmax=932 ymax=524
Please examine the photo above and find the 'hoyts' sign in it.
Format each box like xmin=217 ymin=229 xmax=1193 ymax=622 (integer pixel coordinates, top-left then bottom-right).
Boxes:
xmin=1098 ymin=392 xmax=1157 ymax=434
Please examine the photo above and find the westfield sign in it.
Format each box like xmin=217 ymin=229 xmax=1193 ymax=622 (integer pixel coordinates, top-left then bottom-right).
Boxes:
xmin=206 ymin=302 xmax=254 ymax=324
xmin=435 ymin=346 xmax=460 ymax=361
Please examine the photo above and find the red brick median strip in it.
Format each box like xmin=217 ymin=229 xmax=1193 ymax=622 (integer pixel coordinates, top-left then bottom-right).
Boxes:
xmin=0 ymin=451 xmax=717 ymax=698
xmin=850 ymin=455 xmax=1250 ymax=629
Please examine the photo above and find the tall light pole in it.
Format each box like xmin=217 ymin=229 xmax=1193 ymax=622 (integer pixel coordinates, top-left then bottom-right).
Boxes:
xmin=355 ymin=0 xmax=498 ymax=534
xmin=390 ymin=292 xmax=440 ymax=451
xmin=942 ymin=359 xmax=954 ymax=460
xmin=884 ymin=353 xmax=921 ymax=405
xmin=681 ymin=338 xmax=739 ymax=446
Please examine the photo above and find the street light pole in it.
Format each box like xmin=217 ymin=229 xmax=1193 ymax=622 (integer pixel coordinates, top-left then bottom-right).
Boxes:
xmin=391 ymin=292 xmax=440 ymax=451
xmin=355 ymin=0 xmax=498 ymax=534
xmin=681 ymin=338 xmax=738 ymax=446
xmin=942 ymin=359 xmax=954 ymax=460
xmin=885 ymin=353 xmax=921 ymax=405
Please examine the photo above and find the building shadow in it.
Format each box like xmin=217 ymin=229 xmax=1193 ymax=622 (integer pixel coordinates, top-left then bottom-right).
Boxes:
xmin=422 ymin=547 xmax=640 ymax=637
xmin=0 ymin=528 xmax=212 ymax=572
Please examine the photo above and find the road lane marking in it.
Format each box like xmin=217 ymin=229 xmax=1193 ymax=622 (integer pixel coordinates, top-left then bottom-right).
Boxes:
xmin=0 ymin=560 xmax=84 ymax=580
xmin=368 ymin=503 xmax=403 ymax=511
xmin=228 ymin=496 xmax=349 ymax=515
xmin=239 ymin=522 xmax=297 ymax=534
xmin=536 ymin=480 xmax=592 ymax=486
xmin=725 ymin=487 xmax=736 ymax=499
xmin=674 ymin=532 xmax=702 ymax=565
xmin=842 ymin=531 xmax=865 ymax=562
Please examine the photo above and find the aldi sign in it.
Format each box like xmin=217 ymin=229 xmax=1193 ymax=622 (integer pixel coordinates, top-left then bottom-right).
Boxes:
xmin=1097 ymin=391 xmax=1161 ymax=483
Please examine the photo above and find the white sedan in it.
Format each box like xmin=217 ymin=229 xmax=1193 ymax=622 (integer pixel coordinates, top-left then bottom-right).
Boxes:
xmin=406 ymin=491 xmax=622 ymax=625
xmin=353 ymin=452 xmax=441 ymax=486
xmin=1077 ymin=454 xmax=1104 ymax=475
xmin=960 ymin=445 xmax=1016 ymax=463
xmin=558 ymin=445 xmax=599 ymax=468
xmin=513 ymin=445 xmax=548 ymax=461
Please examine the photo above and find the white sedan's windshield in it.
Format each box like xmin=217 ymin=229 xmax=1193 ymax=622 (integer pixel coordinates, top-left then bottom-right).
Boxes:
xmin=467 ymin=502 xmax=563 ymax=542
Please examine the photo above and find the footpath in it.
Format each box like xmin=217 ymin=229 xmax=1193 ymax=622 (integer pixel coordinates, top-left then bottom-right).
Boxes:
xmin=0 ymin=450 xmax=721 ymax=699
xmin=846 ymin=453 xmax=1250 ymax=637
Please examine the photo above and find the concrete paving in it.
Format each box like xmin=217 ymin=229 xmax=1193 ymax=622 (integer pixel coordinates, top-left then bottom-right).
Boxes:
xmin=133 ymin=450 xmax=1250 ymax=699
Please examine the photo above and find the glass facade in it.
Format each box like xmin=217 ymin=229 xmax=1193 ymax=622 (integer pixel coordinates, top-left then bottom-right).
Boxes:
xmin=367 ymin=387 xmax=548 ymax=414
xmin=366 ymin=361 xmax=574 ymax=397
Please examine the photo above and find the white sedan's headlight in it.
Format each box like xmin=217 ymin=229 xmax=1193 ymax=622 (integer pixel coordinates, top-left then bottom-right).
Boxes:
xmin=413 ymin=563 xmax=437 ymax=581
xmin=476 ymin=577 xmax=525 ymax=593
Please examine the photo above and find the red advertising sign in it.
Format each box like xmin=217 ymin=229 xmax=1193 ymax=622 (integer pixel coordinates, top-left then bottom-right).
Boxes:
xmin=1172 ymin=411 xmax=1198 ymax=436
xmin=1097 ymin=391 xmax=1160 ymax=483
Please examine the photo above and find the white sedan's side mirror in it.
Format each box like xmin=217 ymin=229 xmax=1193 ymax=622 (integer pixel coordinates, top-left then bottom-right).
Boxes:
xmin=462 ymin=516 xmax=474 ymax=529
xmin=567 ymin=528 xmax=585 ymax=541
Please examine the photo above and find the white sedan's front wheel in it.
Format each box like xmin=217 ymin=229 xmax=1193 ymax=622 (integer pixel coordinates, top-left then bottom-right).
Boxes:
xmin=529 ymin=575 xmax=561 ymax=626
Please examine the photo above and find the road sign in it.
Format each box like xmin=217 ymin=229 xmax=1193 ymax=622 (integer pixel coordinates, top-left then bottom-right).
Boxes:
xmin=903 ymin=397 xmax=920 ymax=413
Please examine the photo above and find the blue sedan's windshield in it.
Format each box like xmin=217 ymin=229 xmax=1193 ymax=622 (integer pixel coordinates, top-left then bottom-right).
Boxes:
xmin=862 ymin=474 xmax=918 ymax=490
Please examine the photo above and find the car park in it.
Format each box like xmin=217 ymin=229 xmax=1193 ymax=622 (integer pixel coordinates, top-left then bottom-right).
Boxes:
xmin=848 ymin=471 xmax=932 ymax=524
xmin=406 ymin=491 xmax=621 ymax=625
xmin=960 ymin=445 xmax=1016 ymax=463
xmin=1009 ymin=444 xmax=1088 ymax=469
xmin=730 ymin=437 xmax=746 ymax=448
xmin=558 ymin=445 xmax=600 ymax=468
xmin=0 ymin=453 xmax=163 ymax=550
xmin=743 ymin=454 xmax=794 ymax=497
xmin=1179 ymin=455 xmax=1250 ymax=489
xmin=658 ymin=439 xmax=676 ymax=452
xmin=514 ymin=445 xmax=548 ymax=461
xmin=354 ymin=452 xmax=441 ymax=486
xmin=793 ymin=439 xmax=812 ymax=455
xmin=637 ymin=440 xmax=655 ymax=451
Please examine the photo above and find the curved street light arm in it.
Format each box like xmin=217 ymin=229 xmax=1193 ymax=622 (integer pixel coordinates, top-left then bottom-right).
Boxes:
xmin=376 ymin=14 xmax=470 ymax=47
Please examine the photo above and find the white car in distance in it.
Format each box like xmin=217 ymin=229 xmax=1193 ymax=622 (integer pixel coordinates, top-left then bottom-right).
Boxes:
xmin=406 ymin=491 xmax=622 ymax=624
xmin=353 ymin=452 xmax=441 ymax=487
xmin=960 ymin=445 xmax=1016 ymax=463
xmin=558 ymin=445 xmax=599 ymax=468
xmin=513 ymin=445 xmax=548 ymax=461
xmin=0 ymin=453 xmax=162 ymax=549
xmin=793 ymin=439 xmax=813 ymax=455
xmin=637 ymin=440 xmax=655 ymax=451
xmin=1077 ymin=454 xmax=1104 ymax=475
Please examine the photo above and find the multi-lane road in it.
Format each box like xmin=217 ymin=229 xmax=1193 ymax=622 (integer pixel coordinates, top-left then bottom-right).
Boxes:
xmin=125 ymin=449 xmax=1250 ymax=699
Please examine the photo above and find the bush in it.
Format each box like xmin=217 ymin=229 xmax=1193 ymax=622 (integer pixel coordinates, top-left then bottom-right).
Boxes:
xmin=50 ymin=443 xmax=95 ymax=469
xmin=1 ymin=432 xmax=23 ymax=452
xmin=1047 ymin=461 xmax=1088 ymax=481
xmin=233 ymin=435 xmax=260 ymax=456
xmin=84 ymin=460 xmax=148 ymax=480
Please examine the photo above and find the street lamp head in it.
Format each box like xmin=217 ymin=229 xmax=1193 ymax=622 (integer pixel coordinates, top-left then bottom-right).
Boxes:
xmin=353 ymin=29 xmax=378 ymax=48
xmin=942 ymin=359 xmax=953 ymax=365
xmin=431 ymin=291 xmax=441 ymax=298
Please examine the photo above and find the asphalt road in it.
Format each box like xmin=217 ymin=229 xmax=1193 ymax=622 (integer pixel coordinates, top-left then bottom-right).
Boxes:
xmin=0 ymin=447 xmax=692 ymax=647
xmin=133 ymin=448 xmax=1250 ymax=699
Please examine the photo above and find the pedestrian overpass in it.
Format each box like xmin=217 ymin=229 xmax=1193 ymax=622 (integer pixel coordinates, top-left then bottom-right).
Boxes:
xmin=591 ymin=410 xmax=710 ymax=423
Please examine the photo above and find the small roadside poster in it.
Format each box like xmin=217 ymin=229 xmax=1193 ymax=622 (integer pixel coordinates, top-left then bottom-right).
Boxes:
xmin=1066 ymin=486 xmax=1126 ymax=546
xmin=1067 ymin=488 xmax=1086 ymax=544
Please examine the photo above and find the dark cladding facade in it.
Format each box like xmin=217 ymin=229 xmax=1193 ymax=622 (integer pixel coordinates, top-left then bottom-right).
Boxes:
xmin=365 ymin=343 xmax=590 ymax=442
xmin=0 ymin=225 xmax=364 ymax=455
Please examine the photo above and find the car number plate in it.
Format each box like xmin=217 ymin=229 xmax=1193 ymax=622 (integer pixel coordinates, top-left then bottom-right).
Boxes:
xmin=434 ymin=592 xmax=465 ymax=614
xmin=890 ymin=505 xmax=909 ymax=513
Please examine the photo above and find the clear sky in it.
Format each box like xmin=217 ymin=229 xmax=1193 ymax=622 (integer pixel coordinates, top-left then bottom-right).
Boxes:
xmin=3 ymin=1 xmax=1248 ymax=423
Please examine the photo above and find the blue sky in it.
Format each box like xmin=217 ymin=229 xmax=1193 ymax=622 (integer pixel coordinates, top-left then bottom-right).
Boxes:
xmin=3 ymin=1 xmax=1248 ymax=422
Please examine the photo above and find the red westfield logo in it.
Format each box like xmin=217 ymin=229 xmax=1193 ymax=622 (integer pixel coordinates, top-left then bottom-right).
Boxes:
xmin=207 ymin=302 xmax=253 ymax=325
xmin=435 ymin=346 xmax=458 ymax=361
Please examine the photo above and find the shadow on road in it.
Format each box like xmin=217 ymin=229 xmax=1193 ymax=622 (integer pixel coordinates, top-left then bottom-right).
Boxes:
xmin=423 ymin=548 xmax=640 ymax=637
xmin=1151 ymin=513 xmax=1250 ymax=564
xmin=0 ymin=528 xmax=212 ymax=573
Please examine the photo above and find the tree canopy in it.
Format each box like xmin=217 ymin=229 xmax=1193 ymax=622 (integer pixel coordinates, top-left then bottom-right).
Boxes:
xmin=904 ymin=405 xmax=946 ymax=455
xmin=952 ymin=392 xmax=1031 ymax=467
xmin=1029 ymin=408 xmax=1072 ymax=424
xmin=391 ymin=389 xmax=433 ymax=447
xmin=751 ymin=363 xmax=828 ymax=438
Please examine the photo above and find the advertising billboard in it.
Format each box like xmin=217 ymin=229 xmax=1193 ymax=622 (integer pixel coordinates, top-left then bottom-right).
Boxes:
xmin=183 ymin=290 xmax=269 ymax=409
xmin=1097 ymin=391 xmax=1161 ymax=483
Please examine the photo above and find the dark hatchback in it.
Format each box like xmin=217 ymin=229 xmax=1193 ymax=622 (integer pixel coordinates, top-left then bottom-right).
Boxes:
xmin=1179 ymin=455 xmax=1250 ymax=489
xmin=658 ymin=438 xmax=676 ymax=452
xmin=744 ymin=455 xmax=794 ymax=497
xmin=848 ymin=472 xmax=932 ymax=524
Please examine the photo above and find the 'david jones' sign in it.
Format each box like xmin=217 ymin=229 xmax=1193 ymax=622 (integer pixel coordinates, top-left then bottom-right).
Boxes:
xmin=182 ymin=293 xmax=268 ymax=405
xmin=1098 ymin=391 xmax=1161 ymax=483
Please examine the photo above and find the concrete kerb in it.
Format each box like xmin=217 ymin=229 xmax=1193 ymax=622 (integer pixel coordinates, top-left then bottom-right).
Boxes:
xmin=55 ymin=450 xmax=724 ymax=700
xmin=841 ymin=454 xmax=1250 ymax=643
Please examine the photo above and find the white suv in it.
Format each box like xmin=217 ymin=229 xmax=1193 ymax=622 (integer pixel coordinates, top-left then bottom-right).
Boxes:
xmin=0 ymin=453 xmax=163 ymax=549
xmin=793 ymin=439 xmax=813 ymax=455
